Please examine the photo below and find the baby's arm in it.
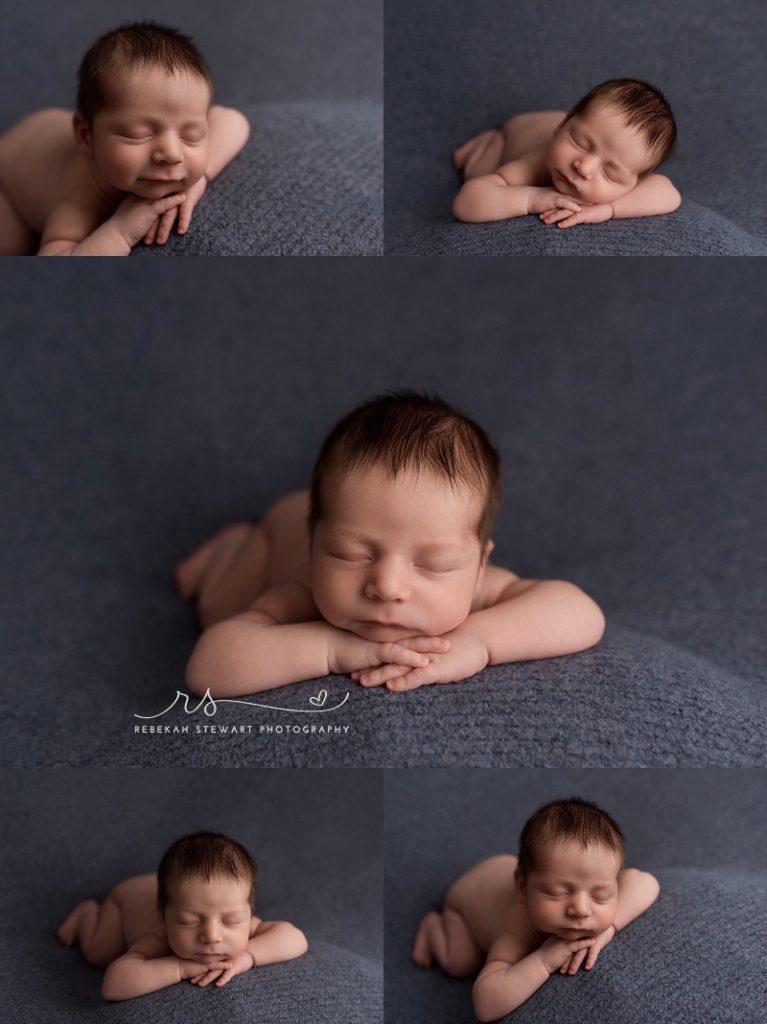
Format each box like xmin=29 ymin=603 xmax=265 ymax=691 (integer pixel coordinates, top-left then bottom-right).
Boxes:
xmin=246 ymin=918 xmax=308 ymax=965
xmin=204 ymin=105 xmax=251 ymax=181
xmin=453 ymin=153 xmax=580 ymax=223
xmin=473 ymin=933 xmax=594 ymax=1021
xmin=464 ymin=576 xmax=605 ymax=666
xmin=102 ymin=933 xmax=199 ymax=1001
xmin=610 ymin=174 xmax=681 ymax=220
xmin=38 ymin=193 xmax=186 ymax=256
xmin=614 ymin=868 xmax=661 ymax=929
xmin=185 ymin=581 xmax=447 ymax=697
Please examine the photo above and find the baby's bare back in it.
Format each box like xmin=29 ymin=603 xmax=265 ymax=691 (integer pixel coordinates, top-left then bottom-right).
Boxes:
xmin=446 ymin=855 xmax=533 ymax=952
xmin=108 ymin=873 xmax=165 ymax=947
xmin=0 ymin=109 xmax=104 ymax=232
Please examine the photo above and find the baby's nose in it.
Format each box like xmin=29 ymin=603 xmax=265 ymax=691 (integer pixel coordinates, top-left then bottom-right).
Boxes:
xmin=152 ymin=132 xmax=183 ymax=163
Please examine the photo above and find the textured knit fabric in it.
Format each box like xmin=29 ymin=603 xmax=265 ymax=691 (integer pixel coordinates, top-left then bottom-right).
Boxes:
xmin=0 ymin=769 xmax=382 ymax=1023
xmin=384 ymin=0 xmax=767 ymax=254
xmin=384 ymin=769 xmax=767 ymax=1024
xmin=0 ymin=0 xmax=382 ymax=255
xmin=1 ymin=259 xmax=765 ymax=767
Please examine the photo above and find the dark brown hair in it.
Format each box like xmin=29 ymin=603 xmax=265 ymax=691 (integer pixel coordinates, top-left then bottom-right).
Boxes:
xmin=516 ymin=798 xmax=625 ymax=879
xmin=308 ymin=390 xmax=502 ymax=549
xmin=565 ymin=78 xmax=676 ymax=169
xmin=76 ymin=21 xmax=213 ymax=124
xmin=156 ymin=832 xmax=257 ymax=912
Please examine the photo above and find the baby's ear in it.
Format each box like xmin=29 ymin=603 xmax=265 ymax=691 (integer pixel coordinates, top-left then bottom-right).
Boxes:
xmin=482 ymin=539 xmax=495 ymax=567
xmin=72 ymin=112 xmax=93 ymax=157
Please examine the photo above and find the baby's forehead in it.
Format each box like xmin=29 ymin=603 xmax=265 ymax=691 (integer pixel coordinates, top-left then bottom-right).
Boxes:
xmin=325 ymin=465 xmax=483 ymax=544
xmin=577 ymin=102 xmax=653 ymax=168
xmin=99 ymin=63 xmax=211 ymax=113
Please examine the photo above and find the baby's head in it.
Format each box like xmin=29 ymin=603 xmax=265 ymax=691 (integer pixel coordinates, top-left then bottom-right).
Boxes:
xmin=515 ymin=798 xmax=625 ymax=939
xmin=74 ymin=22 xmax=212 ymax=199
xmin=308 ymin=390 xmax=501 ymax=642
xmin=157 ymin=831 xmax=256 ymax=963
xmin=547 ymin=79 xmax=676 ymax=205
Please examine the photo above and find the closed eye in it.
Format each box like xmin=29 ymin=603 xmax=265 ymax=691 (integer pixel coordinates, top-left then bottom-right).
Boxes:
xmin=417 ymin=565 xmax=457 ymax=574
xmin=120 ymin=134 xmax=152 ymax=142
xmin=331 ymin=553 xmax=370 ymax=563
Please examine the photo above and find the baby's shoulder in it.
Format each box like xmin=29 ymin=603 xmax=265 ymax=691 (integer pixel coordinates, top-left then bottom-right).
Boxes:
xmin=472 ymin=564 xmax=520 ymax=611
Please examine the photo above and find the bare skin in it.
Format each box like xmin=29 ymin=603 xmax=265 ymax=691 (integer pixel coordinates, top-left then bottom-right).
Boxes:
xmin=0 ymin=65 xmax=250 ymax=255
xmin=57 ymin=872 xmax=308 ymax=1002
xmin=412 ymin=843 xmax=660 ymax=1021
xmin=175 ymin=472 xmax=605 ymax=698
xmin=452 ymin=104 xmax=681 ymax=227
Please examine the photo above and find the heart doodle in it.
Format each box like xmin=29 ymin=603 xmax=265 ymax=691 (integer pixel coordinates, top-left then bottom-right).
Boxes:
xmin=309 ymin=689 xmax=328 ymax=708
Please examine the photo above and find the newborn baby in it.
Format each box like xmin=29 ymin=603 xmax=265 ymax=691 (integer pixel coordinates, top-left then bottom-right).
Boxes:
xmin=412 ymin=798 xmax=660 ymax=1021
xmin=452 ymin=79 xmax=680 ymax=228
xmin=0 ymin=21 xmax=250 ymax=255
xmin=57 ymin=831 xmax=308 ymax=1001
xmin=175 ymin=390 xmax=605 ymax=698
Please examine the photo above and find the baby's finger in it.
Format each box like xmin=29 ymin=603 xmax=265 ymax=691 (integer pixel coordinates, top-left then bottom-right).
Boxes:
xmin=152 ymin=193 xmax=186 ymax=215
xmin=557 ymin=213 xmax=583 ymax=229
xmin=568 ymin=947 xmax=588 ymax=974
xmin=215 ymin=968 xmax=236 ymax=987
xmin=360 ymin=664 xmax=411 ymax=687
xmin=144 ymin=220 xmax=159 ymax=245
xmin=177 ymin=203 xmax=192 ymax=234
xmin=555 ymin=196 xmax=581 ymax=211
xmin=560 ymin=954 xmax=573 ymax=974
xmin=585 ymin=946 xmax=599 ymax=969
xmin=541 ymin=209 xmax=571 ymax=225
xmin=398 ymin=636 xmax=451 ymax=654
xmin=386 ymin=664 xmax=434 ymax=692
xmin=156 ymin=208 xmax=178 ymax=245
xmin=198 ymin=969 xmax=224 ymax=987
xmin=378 ymin=642 xmax=431 ymax=669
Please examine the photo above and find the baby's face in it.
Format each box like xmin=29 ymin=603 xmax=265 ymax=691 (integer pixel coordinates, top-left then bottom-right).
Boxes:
xmin=546 ymin=101 xmax=653 ymax=205
xmin=310 ymin=464 xmax=491 ymax=642
xmin=518 ymin=840 xmax=621 ymax=939
xmin=77 ymin=65 xmax=211 ymax=198
xmin=162 ymin=873 xmax=251 ymax=964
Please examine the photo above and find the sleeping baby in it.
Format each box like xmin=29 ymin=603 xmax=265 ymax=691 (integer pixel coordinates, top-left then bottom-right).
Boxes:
xmin=175 ymin=390 xmax=605 ymax=698
xmin=57 ymin=831 xmax=307 ymax=1001
xmin=412 ymin=798 xmax=660 ymax=1020
xmin=0 ymin=21 xmax=250 ymax=255
xmin=452 ymin=79 xmax=680 ymax=228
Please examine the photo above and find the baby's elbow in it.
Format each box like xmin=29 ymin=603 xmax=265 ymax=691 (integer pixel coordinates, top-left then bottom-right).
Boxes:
xmin=656 ymin=174 xmax=681 ymax=212
xmin=185 ymin=623 xmax=232 ymax=697
xmin=453 ymin=180 xmax=487 ymax=222
xmin=281 ymin=923 xmax=309 ymax=960
xmin=233 ymin=108 xmax=251 ymax=150
xmin=472 ymin=987 xmax=501 ymax=1023
xmin=644 ymin=871 xmax=661 ymax=905
xmin=556 ymin=581 xmax=605 ymax=650
xmin=101 ymin=968 xmax=125 ymax=1002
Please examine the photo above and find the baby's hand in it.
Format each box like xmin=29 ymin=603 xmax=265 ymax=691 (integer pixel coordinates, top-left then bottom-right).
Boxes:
xmin=189 ymin=951 xmax=254 ymax=988
xmin=540 ymin=202 xmax=613 ymax=229
xmin=527 ymin=188 xmax=581 ymax=217
xmin=561 ymin=924 xmax=615 ymax=973
xmin=112 ymin=193 xmax=187 ymax=248
xmin=329 ymin=630 xmax=450 ymax=677
xmin=144 ymin=175 xmax=207 ymax=245
xmin=538 ymin=935 xmax=595 ymax=974
xmin=350 ymin=628 xmax=489 ymax=691
xmin=178 ymin=957 xmax=215 ymax=981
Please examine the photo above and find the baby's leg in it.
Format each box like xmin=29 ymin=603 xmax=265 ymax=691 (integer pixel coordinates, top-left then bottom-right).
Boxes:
xmin=411 ymin=908 xmax=484 ymax=978
xmin=0 ymin=187 xmax=37 ymax=255
xmin=57 ymin=896 xmax=126 ymax=967
xmin=174 ymin=521 xmax=272 ymax=629
xmin=452 ymin=129 xmax=505 ymax=180
xmin=502 ymin=110 xmax=565 ymax=163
